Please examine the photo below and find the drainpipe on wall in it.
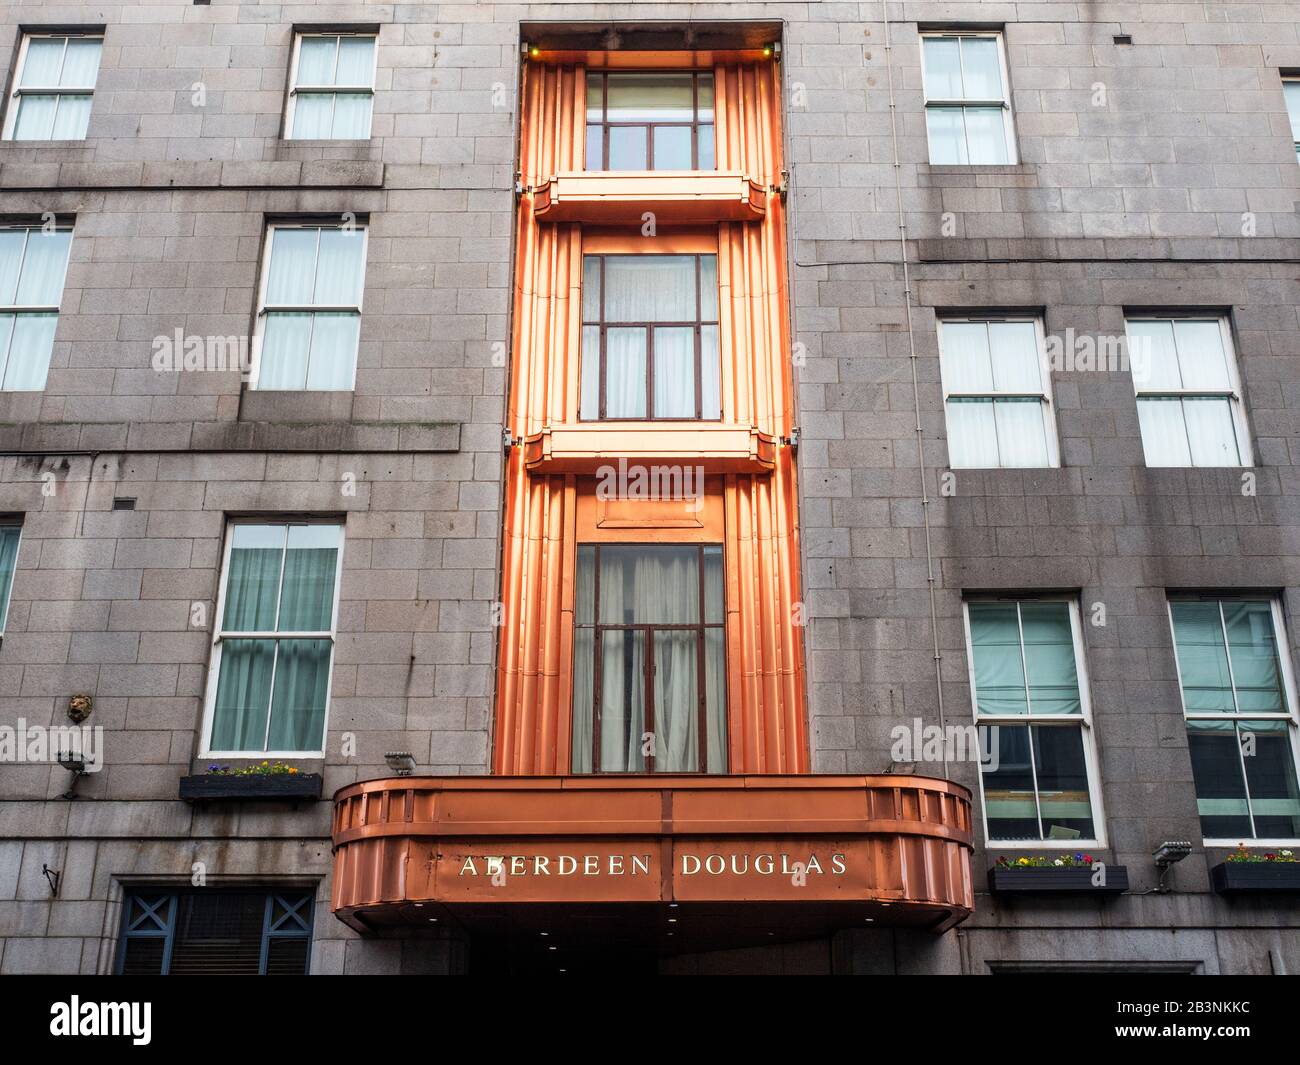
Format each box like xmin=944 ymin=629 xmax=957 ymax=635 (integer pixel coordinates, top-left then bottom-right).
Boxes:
xmin=880 ymin=3 xmax=948 ymax=777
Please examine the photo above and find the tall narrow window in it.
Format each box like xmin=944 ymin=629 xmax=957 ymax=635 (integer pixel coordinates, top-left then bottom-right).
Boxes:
xmin=1169 ymin=597 xmax=1300 ymax=842
xmin=921 ymin=32 xmax=1016 ymax=164
xmin=286 ymin=32 xmax=376 ymax=139
xmin=0 ymin=225 xmax=73 ymax=391
xmin=116 ymin=890 xmax=313 ymax=975
xmin=585 ymin=71 xmax=715 ymax=170
xmin=3 ymin=33 xmax=103 ymax=141
xmin=965 ymin=599 xmax=1102 ymax=844
xmin=1126 ymin=317 xmax=1250 ymax=467
xmin=580 ymin=254 xmax=720 ymax=420
xmin=1283 ymin=76 xmax=1300 ymax=160
xmin=572 ymin=544 xmax=726 ymax=773
xmin=204 ymin=522 xmax=343 ymax=755
xmin=938 ymin=318 xmax=1057 ymax=467
xmin=253 ymin=224 xmax=367 ymax=390
xmin=0 ymin=521 xmax=21 ymax=636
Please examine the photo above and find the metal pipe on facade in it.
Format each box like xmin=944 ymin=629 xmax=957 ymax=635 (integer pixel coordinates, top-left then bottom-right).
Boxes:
xmin=881 ymin=4 xmax=948 ymax=776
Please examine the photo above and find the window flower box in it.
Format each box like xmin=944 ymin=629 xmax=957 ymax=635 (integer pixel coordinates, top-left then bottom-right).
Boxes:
xmin=179 ymin=765 xmax=322 ymax=804
xmin=988 ymin=855 xmax=1128 ymax=895
xmin=1211 ymin=847 xmax=1300 ymax=893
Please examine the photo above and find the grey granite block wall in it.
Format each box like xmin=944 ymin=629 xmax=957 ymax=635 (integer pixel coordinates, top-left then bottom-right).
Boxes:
xmin=0 ymin=0 xmax=1297 ymax=974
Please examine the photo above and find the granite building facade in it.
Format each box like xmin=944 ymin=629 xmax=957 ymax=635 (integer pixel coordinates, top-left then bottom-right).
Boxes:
xmin=0 ymin=0 xmax=1297 ymax=975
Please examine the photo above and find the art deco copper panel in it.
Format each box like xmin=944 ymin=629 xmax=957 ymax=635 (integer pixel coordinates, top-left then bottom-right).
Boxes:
xmin=522 ymin=423 xmax=776 ymax=474
xmin=331 ymin=775 xmax=975 ymax=933
xmin=496 ymin=54 xmax=804 ymax=775
xmin=533 ymin=171 xmax=768 ymax=224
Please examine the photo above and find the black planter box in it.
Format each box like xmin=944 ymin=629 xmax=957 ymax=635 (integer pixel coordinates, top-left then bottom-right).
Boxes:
xmin=179 ymin=773 xmax=323 ymax=804
xmin=1211 ymin=862 xmax=1300 ymax=894
xmin=989 ymin=865 xmax=1129 ymax=895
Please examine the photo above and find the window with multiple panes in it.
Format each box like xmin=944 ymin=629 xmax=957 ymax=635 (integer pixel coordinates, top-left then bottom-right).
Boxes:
xmin=572 ymin=544 xmax=726 ymax=773
xmin=0 ymin=521 xmax=20 ymax=636
xmin=1126 ymin=317 xmax=1250 ymax=467
xmin=253 ymin=224 xmax=367 ymax=390
xmin=921 ymin=32 xmax=1017 ymax=164
xmin=965 ymin=599 xmax=1102 ymax=843
xmin=1284 ymin=76 xmax=1300 ymax=160
xmin=938 ymin=317 xmax=1057 ymax=468
xmin=3 ymin=33 xmax=103 ymax=141
xmin=580 ymin=254 xmax=720 ymax=420
xmin=286 ymin=32 xmax=377 ymax=140
xmin=585 ymin=71 xmax=715 ymax=171
xmin=203 ymin=522 xmax=343 ymax=755
xmin=0 ymin=225 xmax=73 ymax=391
xmin=116 ymin=890 xmax=313 ymax=975
xmin=1169 ymin=597 xmax=1300 ymax=842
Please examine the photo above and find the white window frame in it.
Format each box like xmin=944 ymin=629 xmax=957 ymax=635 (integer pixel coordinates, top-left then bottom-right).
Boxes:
xmin=249 ymin=221 xmax=368 ymax=391
xmin=2 ymin=32 xmax=103 ymax=141
xmin=199 ymin=519 xmax=345 ymax=759
xmin=284 ymin=31 xmax=378 ymax=141
xmin=920 ymin=30 xmax=1018 ymax=165
xmin=1126 ymin=316 xmax=1253 ymax=468
xmin=0 ymin=223 xmax=73 ymax=392
xmin=963 ymin=597 xmax=1107 ymax=849
xmin=1283 ymin=75 xmax=1300 ymax=159
xmin=0 ymin=520 xmax=22 ymax=638
xmin=938 ymin=315 xmax=1060 ymax=468
xmin=1167 ymin=595 xmax=1300 ymax=847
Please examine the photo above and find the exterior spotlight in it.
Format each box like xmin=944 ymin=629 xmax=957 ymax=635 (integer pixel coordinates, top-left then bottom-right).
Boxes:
xmin=762 ymin=45 xmax=773 ymax=58
xmin=384 ymin=751 xmax=416 ymax=777
xmin=57 ymin=750 xmax=87 ymax=799
xmin=1153 ymin=840 xmax=1193 ymax=893
xmin=1154 ymin=841 xmax=1192 ymax=868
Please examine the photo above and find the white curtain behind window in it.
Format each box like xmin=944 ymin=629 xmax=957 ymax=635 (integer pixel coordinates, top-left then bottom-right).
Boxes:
xmin=643 ymin=549 xmax=700 ymax=770
xmin=17 ymin=230 xmax=72 ymax=304
xmin=603 ymin=256 xmax=695 ymax=322
xmin=20 ymin=39 xmax=64 ymax=85
xmin=597 ymin=563 xmax=644 ymax=771
xmin=653 ymin=326 xmax=695 ymax=417
xmin=0 ymin=525 xmax=21 ymax=629
xmin=0 ymin=231 xmax=25 ymax=302
xmin=2 ymin=313 xmax=57 ymax=390
xmin=260 ymin=228 xmax=362 ymax=390
xmin=994 ymin=399 xmax=1049 ymax=467
xmin=573 ymin=546 xmax=727 ymax=772
xmin=1136 ymin=397 xmax=1192 ymax=466
xmin=605 ymin=327 xmax=646 ymax=418
xmin=60 ymin=38 xmax=102 ymax=87
xmin=571 ymin=549 xmax=595 ymax=772
xmin=266 ymin=229 xmax=317 ymax=304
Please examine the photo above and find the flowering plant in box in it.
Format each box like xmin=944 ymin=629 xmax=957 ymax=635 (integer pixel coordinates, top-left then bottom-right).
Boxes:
xmin=1225 ymin=843 xmax=1296 ymax=863
xmin=995 ymin=852 xmax=1097 ymax=869
xmin=203 ymin=760 xmax=301 ymax=777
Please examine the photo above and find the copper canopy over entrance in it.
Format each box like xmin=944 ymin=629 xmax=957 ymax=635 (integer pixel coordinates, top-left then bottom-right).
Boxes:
xmin=331 ymin=775 xmax=974 ymax=957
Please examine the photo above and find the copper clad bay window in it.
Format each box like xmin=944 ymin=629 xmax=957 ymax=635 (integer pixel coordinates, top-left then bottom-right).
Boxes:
xmin=585 ymin=71 xmax=715 ymax=171
xmin=572 ymin=544 xmax=726 ymax=773
xmin=581 ymin=254 xmax=720 ymax=420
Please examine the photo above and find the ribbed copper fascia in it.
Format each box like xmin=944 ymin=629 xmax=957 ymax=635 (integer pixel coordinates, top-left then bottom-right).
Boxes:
xmin=331 ymin=775 xmax=975 ymax=930
xmin=495 ymin=58 xmax=805 ymax=775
